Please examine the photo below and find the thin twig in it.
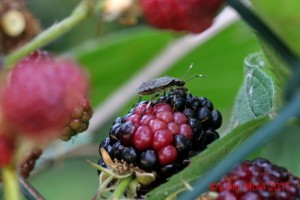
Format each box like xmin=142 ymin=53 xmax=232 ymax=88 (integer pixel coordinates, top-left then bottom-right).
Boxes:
xmin=19 ymin=177 xmax=46 ymax=200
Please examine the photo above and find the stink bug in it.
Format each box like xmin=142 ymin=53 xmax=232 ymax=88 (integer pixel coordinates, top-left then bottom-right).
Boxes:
xmin=137 ymin=64 xmax=205 ymax=96
xmin=137 ymin=74 xmax=205 ymax=96
xmin=137 ymin=76 xmax=185 ymax=95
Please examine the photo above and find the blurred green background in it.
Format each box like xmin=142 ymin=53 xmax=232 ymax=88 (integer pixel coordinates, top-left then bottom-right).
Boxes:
xmin=4 ymin=0 xmax=292 ymax=199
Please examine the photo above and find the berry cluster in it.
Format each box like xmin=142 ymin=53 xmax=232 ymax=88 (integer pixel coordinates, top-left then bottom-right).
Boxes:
xmin=140 ymin=0 xmax=225 ymax=33
xmin=213 ymin=158 xmax=300 ymax=200
xmin=60 ymin=98 xmax=93 ymax=141
xmin=97 ymin=88 xmax=222 ymax=195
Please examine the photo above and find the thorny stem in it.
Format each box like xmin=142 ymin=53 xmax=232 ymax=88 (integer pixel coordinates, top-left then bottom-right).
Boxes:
xmin=109 ymin=176 xmax=132 ymax=200
xmin=1 ymin=164 xmax=21 ymax=200
xmin=4 ymin=0 xmax=104 ymax=68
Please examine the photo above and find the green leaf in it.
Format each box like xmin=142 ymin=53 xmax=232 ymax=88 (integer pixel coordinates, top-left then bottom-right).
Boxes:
xmin=251 ymin=0 xmax=300 ymax=57
xmin=257 ymin=38 xmax=291 ymax=85
xmin=146 ymin=116 xmax=269 ymax=200
xmin=229 ymin=52 xmax=281 ymax=129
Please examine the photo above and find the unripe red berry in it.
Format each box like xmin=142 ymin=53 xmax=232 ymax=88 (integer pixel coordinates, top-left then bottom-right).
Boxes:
xmin=1 ymin=51 xmax=89 ymax=140
xmin=140 ymin=0 xmax=225 ymax=33
xmin=158 ymin=145 xmax=177 ymax=165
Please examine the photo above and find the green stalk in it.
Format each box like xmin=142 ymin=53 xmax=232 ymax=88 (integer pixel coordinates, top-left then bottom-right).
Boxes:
xmin=1 ymin=164 xmax=21 ymax=200
xmin=109 ymin=176 xmax=132 ymax=200
xmin=4 ymin=0 xmax=103 ymax=68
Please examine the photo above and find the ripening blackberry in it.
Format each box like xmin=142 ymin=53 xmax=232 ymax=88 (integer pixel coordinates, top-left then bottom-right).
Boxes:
xmin=96 ymin=88 xmax=222 ymax=197
xmin=212 ymin=158 xmax=300 ymax=200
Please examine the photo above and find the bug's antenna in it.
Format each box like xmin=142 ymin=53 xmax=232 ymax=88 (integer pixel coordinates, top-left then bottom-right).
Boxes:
xmin=185 ymin=74 xmax=207 ymax=83
xmin=182 ymin=63 xmax=194 ymax=80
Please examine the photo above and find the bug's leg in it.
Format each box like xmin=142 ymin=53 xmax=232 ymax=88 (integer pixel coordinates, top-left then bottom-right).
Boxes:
xmin=151 ymin=93 xmax=160 ymax=102
xmin=137 ymin=95 xmax=142 ymax=103
xmin=146 ymin=101 xmax=152 ymax=111
xmin=172 ymin=89 xmax=177 ymax=111
xmin=141 ymin=93 xmax=158 ymax=115
xmin=163 ymin=90 xmax=166 ymax=97
xmin=171 ymin=86 xmax=183 ymax=111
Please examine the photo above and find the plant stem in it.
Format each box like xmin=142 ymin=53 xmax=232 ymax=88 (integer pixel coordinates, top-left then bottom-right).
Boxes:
xmin=19 ymin=177 xmax=46 ymax=200
xmin=109 ymin=176 xmax=132 ymax=200
xmin=4 ymin=0 xmax=99 ymax=68
xmin=1 ymin=164 xmax=21 ymax=200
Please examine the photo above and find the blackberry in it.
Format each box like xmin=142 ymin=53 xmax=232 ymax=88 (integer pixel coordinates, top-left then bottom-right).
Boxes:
xmin=174 ymin=97 xmax=186 ymax=111
xmin=183 ymin=108 xmax=195 ymax=118
xmin=192 ymin=131 xmax=207 ymax=152
xmin=110 ymin=141 xmax=124 ymax=160
xmin=117 ymin=121 xmax=136 ymax=145
xmin=97 ymin=158 xmax=107 ymax=175
xmin=109 ymin=123 xmax=122 ymax=141
xmin=139 ymin=150 xmax=158 ymax=172
xmin=205 ymin=129 xmax=220 ymax=145
xmin=99 ymin=137 xmax=111 ymax=152
xmin=113 ymin=117 xmax=124 ymax=125
xmin=190 ymin=97 xmax=202 ymax=110
xmin=188 ymin=118 xmax=203 ymax=134
xmin=121 ymin=146 xmax=138 ymax=164
xmin=173 ymin=134 xmax=192 ymax=157
xmin=158 ymin=162 xmax=179 ymax=178
xmin=197 ymin=107 xmax=213 ymax=129
xmin=212 ymin=158 xmax=300 ymax=200
xmin=199 ymin=97 xmax=214 ymax=111
xmin=96 ymin=87 xmax=222 ymax=197
xmin=211 ymin=110 xmax=222 ymax=130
